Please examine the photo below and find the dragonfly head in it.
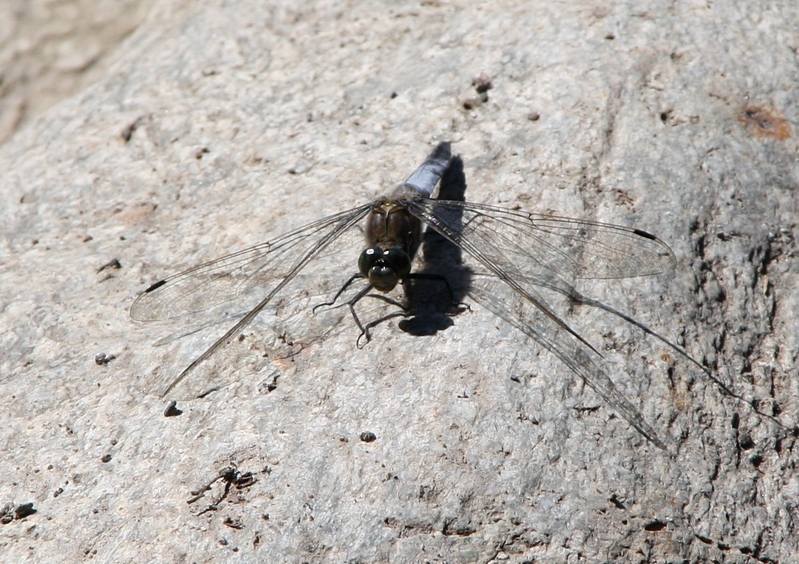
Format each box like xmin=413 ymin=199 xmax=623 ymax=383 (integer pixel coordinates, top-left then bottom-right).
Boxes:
xmin=358 ymin=246 xmax=412 ymax=292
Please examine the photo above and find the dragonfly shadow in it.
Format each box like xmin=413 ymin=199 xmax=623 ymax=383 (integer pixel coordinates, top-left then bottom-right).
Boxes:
xmin=398 ymin=154 xmax=473 ymax=336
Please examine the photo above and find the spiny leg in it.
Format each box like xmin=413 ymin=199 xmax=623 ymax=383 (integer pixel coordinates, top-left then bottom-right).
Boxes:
xmin=312 ymin=272 xmax=366 ymax=314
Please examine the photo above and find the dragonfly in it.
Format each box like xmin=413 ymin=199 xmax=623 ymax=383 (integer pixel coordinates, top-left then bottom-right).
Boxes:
xmin=131 ymin=142 xmax=678 ymax=449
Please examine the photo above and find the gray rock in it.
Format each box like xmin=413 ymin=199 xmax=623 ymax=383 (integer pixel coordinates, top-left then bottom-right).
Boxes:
xmin=1 ymin=1 xmax=796 ymax=562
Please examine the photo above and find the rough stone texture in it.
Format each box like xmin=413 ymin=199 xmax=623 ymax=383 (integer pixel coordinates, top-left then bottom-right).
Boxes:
xmin=1 ymin=1 xmax=797 ymax=562
xmin=0 ymin=0 xmax=151 ymax=144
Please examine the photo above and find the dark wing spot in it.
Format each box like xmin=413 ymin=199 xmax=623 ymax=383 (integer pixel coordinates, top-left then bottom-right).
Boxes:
xmin=145 ymin=279 xmax=167 ymax=292
xmin=633 ymin=229 xmax=657 ymax=241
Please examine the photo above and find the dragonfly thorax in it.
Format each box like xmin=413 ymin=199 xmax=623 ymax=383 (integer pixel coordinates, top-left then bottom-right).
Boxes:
xmin=365 ymin=200 xmax=422 ymax=259
xmin=358 ymin=246 xmax=412 ymax=292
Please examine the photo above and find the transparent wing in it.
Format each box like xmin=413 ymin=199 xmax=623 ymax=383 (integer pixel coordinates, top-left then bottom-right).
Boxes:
xmin=131 ymin=203 xmax=372 ymax=398
xmin=468 ymin=276 xmax=667 ymax=449
xmin=130 ymin=204 xmax=373 ymax=322
xmin=414 ymin=200 xmax=676 ymax=281
xmin=406 ymin=198 xmax=675 ymax=448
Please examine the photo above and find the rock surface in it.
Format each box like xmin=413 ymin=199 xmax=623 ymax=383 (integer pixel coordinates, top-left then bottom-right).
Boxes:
xmin=1 ymin=1 xmax=797 ymax=562
xmin=0 ymin=0 xmax=150 ymax=144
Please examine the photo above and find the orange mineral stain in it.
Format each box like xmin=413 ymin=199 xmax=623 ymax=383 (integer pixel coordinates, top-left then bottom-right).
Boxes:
xmin=738 ymin=105 xmax=792 ymax=140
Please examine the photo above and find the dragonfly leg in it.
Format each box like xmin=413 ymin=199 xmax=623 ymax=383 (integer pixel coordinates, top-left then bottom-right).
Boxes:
xmin=317 ymin=274 xmax=414 ymax=346
xmin=312 ymin=272 xmax=366 ymax=313
xmin=346 ymin=286 xmax=410 ymax=347
xmin=356 ymin=309 xmax=409 ymax=348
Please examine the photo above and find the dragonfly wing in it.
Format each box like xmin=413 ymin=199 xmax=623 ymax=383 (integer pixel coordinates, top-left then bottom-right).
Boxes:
xmin=407 ymin=197 xmax=670 ymax=447
xmin=130 ymin=204 xmax=373 ymax=322
xmin=132 ymin=203 xmax=372 ymax=399
xmin=469 ymin=277 xmax=667 ymax=449
xmin=409 ymin=198 xmax=603 ymax=355
xmin=416 ymin=200 xmax=676 ymax=281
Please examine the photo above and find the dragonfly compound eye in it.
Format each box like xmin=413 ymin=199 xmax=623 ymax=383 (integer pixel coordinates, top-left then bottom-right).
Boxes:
xmin=358 ymin=247 xmax=411 ymax=292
